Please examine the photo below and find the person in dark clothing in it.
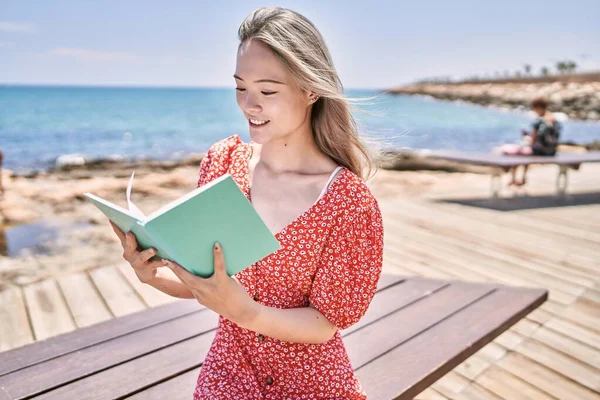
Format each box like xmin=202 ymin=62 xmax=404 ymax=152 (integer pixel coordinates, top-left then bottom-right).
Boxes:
xmin=503 ymin=97 xmax=561 ymax=186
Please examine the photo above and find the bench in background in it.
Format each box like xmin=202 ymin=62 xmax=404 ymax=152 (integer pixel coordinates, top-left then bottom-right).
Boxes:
xmin=426 ymin=150 xmax=600 ymax=198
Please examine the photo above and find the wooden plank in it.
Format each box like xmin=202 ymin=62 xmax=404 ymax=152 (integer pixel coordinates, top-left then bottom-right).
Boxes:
xmin=559 ymin=304 xmax=600 ymax=333
xmin=23 ymin=279 xmax=76 ymax=341
xmin=0 ymin=274 xmax=403 ymax=378
xmin=56 ymin=272 xmax=112 ymax=328
xmin=355 ymin=286 xmax=547 ymax=400
xmin=474 ymin=365 xmax=555 ymax=399
xmin=31 ymin=334 xmax=214 ymax=400
xmin=386 ymin=219 xmax=585 ymax=301
xmin=454 ymin=382 xmax=504 ymax=400
xmin=498 ymin=352 xmax=600 ymax=400
xmin=386 ymin=234 xmax=574 ymax=307
xmin=343 ymin=278 xmax=448 ymax=336
xmin=580 ymin=287 xmax=600 ymax=306
xmin=17 ymin=277 xmax=414 ymax=400
xmin=440 ymin=200 xmax=600 ymax=246
xmin=383 ymin=201 xmax=599 ymax=275
xmin=429 ymin=371 xmax=470 ymax=398
xmin=514 ymin=337 xmax=600 ymax=392
xmin=0 ymin=274 xmax=407 ymax=397
xmin=0 ymin=287 xmax=33 ymax=352
xmin=89 ymin=265 xmax=146 ymax=317
xmin=494 ymin=329 xmax=530 ymax=350
xmin=385 ymin=222 xmax=580 ymax=306
xmin=125 ymin=368 xmax=201 ymax=400
xmin=345 ymin=282 xmax=494 ymax=369
xmin=0 ymin=300 xmax=202 ymax=377
xmin=375 ymin=272 xmax=407 ymax=290
xmin=529 ymin=326 xmax=600 ymax=369
xmin=117 ymin=263 xmax=176 ymax=308
xmin=0 ymin=309 xmax=218 ymax=399
xmin=524 ymin=206 xmax=600 ymax=234
xmin=475 ymin=342 xmax=508 ymax=364
xmin=453 ymin=353 xmax=491 ymax=380
xmin=414 ymin=387 xmax=449 ymax=400
xmin=544 ymin=316 xmax=600 ymax=350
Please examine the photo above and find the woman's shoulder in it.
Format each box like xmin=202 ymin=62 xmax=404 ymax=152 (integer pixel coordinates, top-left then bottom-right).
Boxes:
xmin=197 ymin=135 xmax=246 ymax=187
xmin=205 ymin=134 xmax=245 ymax=155
xmin=337 ymin=168 xmax=381 ymax=214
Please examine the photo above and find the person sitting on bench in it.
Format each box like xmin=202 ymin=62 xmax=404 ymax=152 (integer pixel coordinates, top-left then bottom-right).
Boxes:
xmin=498 ymin=97 xmax=561 ymax=186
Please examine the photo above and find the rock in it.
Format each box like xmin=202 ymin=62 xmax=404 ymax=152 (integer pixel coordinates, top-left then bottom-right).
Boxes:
xmin=587 ymin=111 xmax=600 ymax=120
xmin=55 ymin=154 xmax=87 ymax=168
xmin=585 ymin=140 xmax=600 ymax=151
xmin=387 ymin=80 xmax=600 ymax=120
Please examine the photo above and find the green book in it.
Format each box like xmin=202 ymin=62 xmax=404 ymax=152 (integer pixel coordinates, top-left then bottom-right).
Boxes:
xmin=84 ymin=172 xmax=281 ymax=278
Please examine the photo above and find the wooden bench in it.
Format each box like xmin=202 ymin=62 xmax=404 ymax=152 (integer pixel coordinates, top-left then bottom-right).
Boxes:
xmin=425 ymin=150 xmax=600 ymax=198
xmin=0 ymin=274 xmax=547 ymax=400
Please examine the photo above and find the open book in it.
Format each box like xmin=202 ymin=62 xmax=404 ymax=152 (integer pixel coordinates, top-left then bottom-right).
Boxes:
xmin=84 ymin=172 xmax=281 ymax=278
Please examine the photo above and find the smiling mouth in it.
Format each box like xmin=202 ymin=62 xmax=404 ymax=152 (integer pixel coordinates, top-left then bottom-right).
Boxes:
xmin=249 ymin=119 xmax=270 ymax=127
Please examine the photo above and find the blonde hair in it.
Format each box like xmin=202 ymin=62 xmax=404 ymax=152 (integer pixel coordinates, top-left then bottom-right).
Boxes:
xmin=238 ymin=7 xmax=381 ymax=181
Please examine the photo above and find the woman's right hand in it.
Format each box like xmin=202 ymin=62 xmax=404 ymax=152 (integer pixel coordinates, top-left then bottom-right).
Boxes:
xmin=110 ymin=220 xmax=163 ymax=283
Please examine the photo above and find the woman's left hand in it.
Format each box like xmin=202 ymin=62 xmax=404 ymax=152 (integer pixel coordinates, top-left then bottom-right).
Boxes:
xmin=162 ymin=242 xmax=259 ymax=326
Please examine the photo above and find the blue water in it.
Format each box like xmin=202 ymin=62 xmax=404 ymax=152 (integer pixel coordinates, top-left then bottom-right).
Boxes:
xmin=1 ymin=85 xmax=599 ymax=173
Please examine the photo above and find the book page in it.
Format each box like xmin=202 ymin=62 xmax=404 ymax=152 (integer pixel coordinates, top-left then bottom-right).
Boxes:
xmin=126 ymin=171 xmax=146 ymax=220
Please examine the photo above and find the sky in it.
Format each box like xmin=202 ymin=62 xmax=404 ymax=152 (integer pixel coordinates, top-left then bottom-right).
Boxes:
xmin=1 ymin=0 xmax=599 ymax=89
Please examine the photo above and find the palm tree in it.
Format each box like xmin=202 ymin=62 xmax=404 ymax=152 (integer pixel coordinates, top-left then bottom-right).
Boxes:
xmin=566 ymin=61 xmax=577 ymax=73
xmin=524 ymin=64 xmax=532 ymax=76
xmin=540 ymin=66 xmax=549 ymax=76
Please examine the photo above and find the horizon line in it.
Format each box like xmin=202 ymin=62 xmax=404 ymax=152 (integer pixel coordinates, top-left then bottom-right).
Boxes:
xmin=0 ymin=82 xmax=388 ymax=91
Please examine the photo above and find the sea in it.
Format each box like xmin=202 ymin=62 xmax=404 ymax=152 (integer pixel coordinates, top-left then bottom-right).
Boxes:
xmin=1 ymin=85 xmax=599 ymax=173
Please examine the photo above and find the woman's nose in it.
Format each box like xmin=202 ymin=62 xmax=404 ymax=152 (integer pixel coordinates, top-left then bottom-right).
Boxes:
xmin=244 ymin=93 xmax=262 ymax=113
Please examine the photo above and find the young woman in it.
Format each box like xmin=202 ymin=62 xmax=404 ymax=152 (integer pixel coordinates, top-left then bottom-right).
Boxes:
xmin=111 ymin=7 xmax=383 ymax=399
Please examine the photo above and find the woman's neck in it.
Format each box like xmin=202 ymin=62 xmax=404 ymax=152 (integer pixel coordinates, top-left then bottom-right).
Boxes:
xmin=251 ymin=132 xmax=333 ymax=175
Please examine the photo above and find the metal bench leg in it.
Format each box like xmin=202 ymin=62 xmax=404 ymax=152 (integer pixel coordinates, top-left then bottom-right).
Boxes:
xmin=490 ymin=170 xmax=502 ymax=198
xmin=556 ymin=165 xmax=569 ymax=196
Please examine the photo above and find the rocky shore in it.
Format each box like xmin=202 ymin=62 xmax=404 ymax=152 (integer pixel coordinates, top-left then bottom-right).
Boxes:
xmin=386 ymin=73 xmax=600 ymax=121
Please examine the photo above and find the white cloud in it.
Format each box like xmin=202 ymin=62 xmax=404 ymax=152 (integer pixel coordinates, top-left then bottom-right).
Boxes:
xmin=49 ymin=47 xmax=139 ymax=62
xmin=0 ymin=22 xmax=35 ymax=33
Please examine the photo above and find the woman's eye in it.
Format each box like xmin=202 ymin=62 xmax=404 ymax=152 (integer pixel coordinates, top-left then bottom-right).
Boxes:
xmin=235 ymin=88 xmax=276 ymax=96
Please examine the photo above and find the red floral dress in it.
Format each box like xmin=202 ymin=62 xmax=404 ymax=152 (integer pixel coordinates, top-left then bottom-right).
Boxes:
xmin=193 ymin=135 xmax=384 ymax=400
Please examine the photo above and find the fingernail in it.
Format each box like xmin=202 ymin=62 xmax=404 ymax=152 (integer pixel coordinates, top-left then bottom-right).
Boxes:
xmin=161 ymin=259 xmax=168 ymax=266
xmin=214 ymin=242 xmax=220 ymax=251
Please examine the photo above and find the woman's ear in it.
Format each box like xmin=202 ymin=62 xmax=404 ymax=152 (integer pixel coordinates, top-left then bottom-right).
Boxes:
xmin=308 ymin=93 xmax=320 ymax=104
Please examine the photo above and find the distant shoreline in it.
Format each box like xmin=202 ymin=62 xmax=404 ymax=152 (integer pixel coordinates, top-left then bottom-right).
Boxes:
xmin=385 ymin=72 xmax=600 ymax=121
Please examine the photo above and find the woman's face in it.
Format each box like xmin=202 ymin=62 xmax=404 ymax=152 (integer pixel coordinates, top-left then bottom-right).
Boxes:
xmin=234 ymin=39 xmax=313 ymax=144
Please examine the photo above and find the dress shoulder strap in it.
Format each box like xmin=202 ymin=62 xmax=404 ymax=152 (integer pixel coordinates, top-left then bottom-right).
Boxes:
xmin=313 ymin=166 xmax=344 ymax=205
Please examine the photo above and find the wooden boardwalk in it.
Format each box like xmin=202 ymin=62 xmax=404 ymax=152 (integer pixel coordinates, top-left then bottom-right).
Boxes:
xmin=1 ymin=163 xmax=599 ymax=399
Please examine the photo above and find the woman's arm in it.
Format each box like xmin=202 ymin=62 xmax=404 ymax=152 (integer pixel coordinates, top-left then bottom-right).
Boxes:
xmin=530 ymin=128 xmax=538 ymax=145
xmin=237 ymin=302 xmax=338 ymax=345
xmin=145 ymin=267 xmax=195 ymax=299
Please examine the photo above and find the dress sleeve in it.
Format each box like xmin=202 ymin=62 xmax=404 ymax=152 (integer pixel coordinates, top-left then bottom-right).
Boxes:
xmin=197 ymin=135 xmax=242 ymax=188
xmin=309 ymin=201 xmax=384 ymax=330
